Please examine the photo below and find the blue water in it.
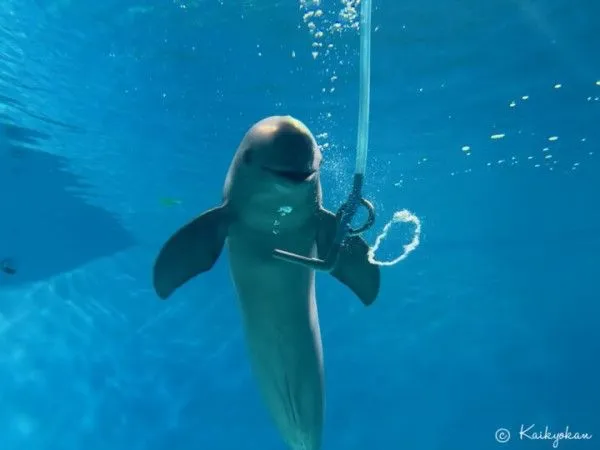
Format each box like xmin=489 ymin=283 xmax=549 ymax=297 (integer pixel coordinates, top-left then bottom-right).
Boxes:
xmin=1 ymin=1 xmax=599 ymax=449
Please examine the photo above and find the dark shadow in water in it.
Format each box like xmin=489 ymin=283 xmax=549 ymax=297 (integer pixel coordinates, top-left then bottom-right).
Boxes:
xmin=0 ymin=114 xmax=136 ymax=288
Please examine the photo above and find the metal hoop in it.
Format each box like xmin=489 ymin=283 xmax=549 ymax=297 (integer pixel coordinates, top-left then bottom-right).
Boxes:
xmin=348 ymin=198 xmax=376 ymax=236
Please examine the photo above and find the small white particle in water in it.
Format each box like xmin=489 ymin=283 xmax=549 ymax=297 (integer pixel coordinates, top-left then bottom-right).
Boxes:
xmin=491 ymin=133 xmax=505 ymax=140
xmin=509 ymin=101 xmax=516 ymax=107
xmin=418 ymin=88 xmax=423 ymax=92
xmin=545 ymin=154 xmax=553 ymax=159
xmin=498 ymin=159 xmax=505 ymax=164
xmin=461 ymin=145 xmax=470 ymax=152
xmin=542 ymin=147 xmax=550 ymax=152
xmin=548 ymin=136 xmax=558 ymax=141
xmin=522 ymin=95 xmax=529 ymax=100
xmin=554 ymin=83 xmax=562 ymax=89
xmin=588 ymin=97 xmax=593 ymax=101
xmin=574 ymin=162 xmax=580 ymax=166
xmin=596 ymin=80 xmax=600 ymax=86
xmin=291 ymin=51 xmax=296 ymax=58
xmin=581 ymin=138 xmax=587 ymax=142
xmin=486 ymin=162 xmax=492 ymax=166
xmin=312 ymin=51 xmax=319 ymax=59
xmin=278 ymin=206 xmax=293 ymax=215
xmin=589 ymin=151 xmax=595 ymax=155
xmin=330 ymin=75 xmax=338 ymax=82
xmin=535 ymin=164 xmax=541 ymax=168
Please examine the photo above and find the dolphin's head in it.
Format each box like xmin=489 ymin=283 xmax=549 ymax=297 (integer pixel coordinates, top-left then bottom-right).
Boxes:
xmin=240 ymin=115 xmax=321 ymax=183
xmin=224 ymin=116 xmax=322 ymax=208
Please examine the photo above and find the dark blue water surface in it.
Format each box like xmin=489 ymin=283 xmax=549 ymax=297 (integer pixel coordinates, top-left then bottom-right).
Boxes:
xmin=1 ymin=1 xmax=599 ymax=449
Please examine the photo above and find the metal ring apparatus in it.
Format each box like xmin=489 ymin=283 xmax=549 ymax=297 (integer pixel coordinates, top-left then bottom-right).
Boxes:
xmin=272 ymin=0 xmax=374 ymax=272
xmin=341 ymin=197 xmax=376 ymax=237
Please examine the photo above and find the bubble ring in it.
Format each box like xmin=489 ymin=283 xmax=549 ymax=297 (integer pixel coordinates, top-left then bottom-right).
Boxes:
xmin=367 ymin=209 xmax=421 ymax=266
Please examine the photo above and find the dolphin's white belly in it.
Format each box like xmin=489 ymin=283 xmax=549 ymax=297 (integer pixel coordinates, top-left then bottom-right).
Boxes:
xmin=227 ymin=226 xmax=324 ymax=450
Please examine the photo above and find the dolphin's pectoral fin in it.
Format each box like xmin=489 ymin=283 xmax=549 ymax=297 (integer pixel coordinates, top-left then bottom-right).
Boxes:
xmin=153 ymin=205 xmax=229 ymax=299
xmin=317 ymin=208 xmax=380 ymax=306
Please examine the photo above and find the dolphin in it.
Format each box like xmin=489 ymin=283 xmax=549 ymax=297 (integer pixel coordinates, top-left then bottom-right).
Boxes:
xmin=152 ymin=115 xmax=380 ymax=450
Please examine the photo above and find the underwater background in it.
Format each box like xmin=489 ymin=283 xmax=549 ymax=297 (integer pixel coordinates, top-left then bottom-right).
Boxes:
xmin=1 ymin=0 xmax=598 ymax=449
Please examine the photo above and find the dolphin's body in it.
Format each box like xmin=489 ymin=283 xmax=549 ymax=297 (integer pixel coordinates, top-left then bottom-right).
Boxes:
xmin=153 ymin=116 xmax=380 ymax=450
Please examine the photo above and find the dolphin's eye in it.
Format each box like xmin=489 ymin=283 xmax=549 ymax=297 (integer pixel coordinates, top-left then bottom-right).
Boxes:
xmin=243 ymin=150 xmax=253 ymax=165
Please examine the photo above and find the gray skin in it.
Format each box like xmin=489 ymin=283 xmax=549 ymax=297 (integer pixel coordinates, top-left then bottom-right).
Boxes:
xmin=153 ymin=115 xmax=380 ymax=450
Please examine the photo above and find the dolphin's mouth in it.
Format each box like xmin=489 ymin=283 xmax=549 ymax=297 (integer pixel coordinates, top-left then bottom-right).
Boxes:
xmin=264 ymin=167 xmax=315 ymax=183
